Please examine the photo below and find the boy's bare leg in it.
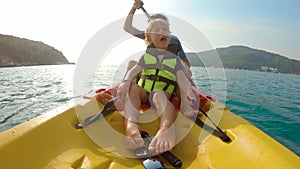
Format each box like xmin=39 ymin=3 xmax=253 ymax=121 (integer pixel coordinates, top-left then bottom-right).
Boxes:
xmin=124 ymin=84 xmax=148 ymax=150
xmin=149 ymin=91 xmax=176 ymax=153
xmin=125 ymin=120 xmax=144 ymax=150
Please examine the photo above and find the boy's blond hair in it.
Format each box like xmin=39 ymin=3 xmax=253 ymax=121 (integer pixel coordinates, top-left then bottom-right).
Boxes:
xmin=144 ymin=18 xmax=170 ymax=45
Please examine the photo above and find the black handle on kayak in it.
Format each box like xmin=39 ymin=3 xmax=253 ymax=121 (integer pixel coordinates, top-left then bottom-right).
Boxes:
xmin=194 ymin=117 xmax=231 ymax=142
xmin=191 ymin=100 xmax=231 ymax=142
xmin=141 ymin=131 xmax=183 ymax=168
xmin=75 ymin=96 xmax=119 ymax=129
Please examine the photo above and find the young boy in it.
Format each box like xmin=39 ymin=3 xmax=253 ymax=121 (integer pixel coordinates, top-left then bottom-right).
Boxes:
xmin=117 ymin=19 xmax=197 ymax=154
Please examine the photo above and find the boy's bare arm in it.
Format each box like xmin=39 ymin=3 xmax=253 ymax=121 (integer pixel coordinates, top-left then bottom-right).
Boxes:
xmin=176 ymin=71 xmax=195 ymax=100
xmin=117 ymin=65 xmax=142 ymax=96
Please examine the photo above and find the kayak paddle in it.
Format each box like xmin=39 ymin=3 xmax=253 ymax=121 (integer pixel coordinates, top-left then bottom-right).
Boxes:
xmin=75 ymin=96 xmax=119 ymax=129
xmin=140 ymin=130 xmax=183 ymax=168
xmin=133 ymin=130 xmax=182 ymax=169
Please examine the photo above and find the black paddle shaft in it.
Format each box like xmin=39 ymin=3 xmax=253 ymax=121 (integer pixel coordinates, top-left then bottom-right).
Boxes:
xmin=140 ymin=6 xmax=151 ymax=20
xmin=141 ymin=131 xmax=183 ymax=168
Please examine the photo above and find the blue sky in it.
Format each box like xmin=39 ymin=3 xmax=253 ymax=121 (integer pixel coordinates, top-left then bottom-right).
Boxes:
xmin=149 ymin=0 xmax=300 ymax=61
xmin=1 ymin=0 xmax=299 ymax=62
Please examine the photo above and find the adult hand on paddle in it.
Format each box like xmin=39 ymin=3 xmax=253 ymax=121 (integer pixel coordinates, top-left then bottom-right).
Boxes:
xmin=133 ymin=0 xmax=144 ymax=9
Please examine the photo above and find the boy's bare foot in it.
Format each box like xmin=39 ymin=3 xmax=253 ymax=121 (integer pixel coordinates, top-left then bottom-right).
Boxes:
xmin=148 ymin=124 xmax=175 ymax=154
xmin=125 ymin=120 xmax=144 ymax=150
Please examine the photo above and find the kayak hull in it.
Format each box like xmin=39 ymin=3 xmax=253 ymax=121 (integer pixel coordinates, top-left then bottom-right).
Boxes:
xmin=0 ymin=99 xmax=299 ymax=169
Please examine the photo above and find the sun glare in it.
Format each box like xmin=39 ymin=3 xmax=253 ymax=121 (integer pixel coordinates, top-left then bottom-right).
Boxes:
xmin=101 ymin=37 xmax=146 ymax=65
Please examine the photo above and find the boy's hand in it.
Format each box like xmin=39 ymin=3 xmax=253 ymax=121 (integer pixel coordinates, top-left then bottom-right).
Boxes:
xmin=115 ymin=82 xmax=130 ymax=111
xmin=116 ymin=81 xmax=129 ymax=97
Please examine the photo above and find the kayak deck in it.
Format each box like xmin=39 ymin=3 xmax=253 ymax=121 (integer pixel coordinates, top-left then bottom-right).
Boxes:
xmin=0 ymin=99 xmax=299 ymax=169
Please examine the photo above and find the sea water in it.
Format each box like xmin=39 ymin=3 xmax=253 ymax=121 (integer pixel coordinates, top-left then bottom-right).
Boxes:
xmin=0 ymin=65 xmax=299 ymax=156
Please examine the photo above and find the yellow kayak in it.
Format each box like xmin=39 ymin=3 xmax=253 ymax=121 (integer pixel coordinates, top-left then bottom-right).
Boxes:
xmin=0 ymin=96 xmax=299 ymax=169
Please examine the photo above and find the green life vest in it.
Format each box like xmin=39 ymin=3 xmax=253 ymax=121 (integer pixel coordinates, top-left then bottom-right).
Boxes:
xmin=138 ymin=47 xmax=180 ymax=95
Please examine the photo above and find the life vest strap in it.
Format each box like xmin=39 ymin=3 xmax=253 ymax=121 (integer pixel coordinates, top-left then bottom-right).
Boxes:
xmin=140 ymin=74 xmax=177 ymax=92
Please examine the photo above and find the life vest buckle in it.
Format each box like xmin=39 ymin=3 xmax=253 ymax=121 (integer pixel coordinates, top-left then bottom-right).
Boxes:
xmin=155 ymin=76 xmax=160 ymax=81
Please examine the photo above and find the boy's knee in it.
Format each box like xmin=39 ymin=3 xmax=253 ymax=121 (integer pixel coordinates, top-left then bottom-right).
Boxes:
xmin=153 ymin=90 xmax=165 ymax=97
xmin=152 ymin=91 xmax=167 ymax=104
xmin=129 ymin=84 xmax=142 ymax=94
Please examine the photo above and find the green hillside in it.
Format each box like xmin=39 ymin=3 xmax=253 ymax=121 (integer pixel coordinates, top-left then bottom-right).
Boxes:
xmin=0 ymin=34 xmax=69 ymax=67
xmin=187 ymin=45 xmax=300 ymax=74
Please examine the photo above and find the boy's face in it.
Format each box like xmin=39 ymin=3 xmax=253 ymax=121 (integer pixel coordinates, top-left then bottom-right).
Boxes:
xmin=149 ymin=22 xmax=170 ymax=50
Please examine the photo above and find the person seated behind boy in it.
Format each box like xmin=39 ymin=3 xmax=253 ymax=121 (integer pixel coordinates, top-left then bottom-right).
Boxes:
xmin=124 ymin=0 xmax=191 ymax=71
xmin=117 ymin=18 xmax=197 ymax=154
